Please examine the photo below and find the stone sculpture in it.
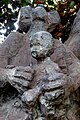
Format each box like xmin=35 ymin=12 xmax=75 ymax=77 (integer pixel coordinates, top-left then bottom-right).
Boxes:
xmin=18 ymin=6 xmax=60 ymax=37
xmin=0 ymin=31 xmax=64 ymax=119
xmin=0 ymin=31 xmax=80 ymax=120
xmin=21 ymin=31 xmax=68 ymax=119
xmin=0 ymin=6 xmax=60 ymax=68
xmin=0 ymin=6 xmax=80 ymax=120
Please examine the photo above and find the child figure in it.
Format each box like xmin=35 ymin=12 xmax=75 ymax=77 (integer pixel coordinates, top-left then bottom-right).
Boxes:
xmin=0 ymin=31 xmax=79 ymax=120
xmin=20 ymin=31 xmax=68 ymax=119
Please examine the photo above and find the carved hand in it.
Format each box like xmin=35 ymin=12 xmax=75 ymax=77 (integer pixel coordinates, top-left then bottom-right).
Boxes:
xmin=7 ymin=66 xmax=34 ymax=93
xmin=41 ymin=73 xmax=68 ymax=105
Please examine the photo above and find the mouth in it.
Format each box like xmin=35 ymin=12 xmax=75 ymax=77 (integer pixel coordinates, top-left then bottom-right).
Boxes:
xmin=31 ymin=51 xmax=38 ymax=58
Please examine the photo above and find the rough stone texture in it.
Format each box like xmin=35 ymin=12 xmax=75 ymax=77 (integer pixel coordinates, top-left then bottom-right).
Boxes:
xmin=0 ymin=31 xmax=80 ymax=119
xmin=19 ymin=31 xmax=80 ymax=119
xmin=21 ymin=87 xmax=41 ymax=106
xmin=46 ymin=9 xmax=61 ymax=32
xmin=0 ymin=66 xmax=33 ymax=93
xmin=21 ymin=58 xmax=68 ymax=119
xmin=51 ymin=40 xmax=80 ymax=119
xmin=0 ymin=7 xmax=60 ymax=68
xmin=65 ymin=9 xmax=80 ymax=59
xmin=32 ymin=7 xmax=47 ymax=20
xmin=18 ymin=6 xmax=33 ymax=33
xmin=0 ymin=68 xmax=9 ymax=88
xmin=7 ymin=66 xmax=34 ymax=93
xmin=52 ymin=40 xmax=80 ymax=90
xmin=0 ymin=98 xmax=32 ymax=120
xmin=0 ymin=31 xmax=68 ymax=120
xmin=52 ymin=40 xmax=80 ymax=73
xmin=0 ymin=32 xmax=36 ymax=68
xmin=0 ymin=6 xmax=80 ymax=120
xmin=69 ymin=9 xmax=80 ymax=35
xmin=30 ymin=31 xmax=54 ymax=59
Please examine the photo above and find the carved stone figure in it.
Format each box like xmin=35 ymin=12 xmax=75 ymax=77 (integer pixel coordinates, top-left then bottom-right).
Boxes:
xmin=21 ymin=31 xmax=68 ymax=119
xmin=0 ymin=6 xmax=80 ymax=120
xmin=0 ymin=31 xmax=79 ymax=120
xmin=0 ymin=6 xmax=60 ymax=68
xmin=21 ymin=31 xmax=80 ymax=120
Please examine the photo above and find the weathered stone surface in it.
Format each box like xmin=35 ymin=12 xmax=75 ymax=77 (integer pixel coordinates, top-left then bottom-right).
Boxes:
xmin=0 ymin=98 xmax=31 ymax=120
xmin=18 ymin=31 xmax=69 ymax=119
xmin=0 ymin=32 xmax=36 ymax=68
xmin=18 ymin=6 xmax=33 ymax=32
xmin=32 ymin=7 xmax=47 ymax=20
xmin=21 ymin=32 xmax=80 ymax=120
xmin=0 ymin=68 xmax=32 ymax=120
xmin=21 ymin=87 xmax=41 ymax=106
xmin=0 ymin=68 xmax=8 ymax=88
xmin=35 ymin=117 xmax=46 ymax=120
xmin=0 ymin=7 xmax=60 ymax=68
xmin=40 ymin=95 xmax=55 ymax=118
xmin=7 ymin=66 xmax=34 ymax=93
xmin=69 ymin=9 xmax=80 ymax=35
xmin=0 ymin=66 xmax=34 ymax=93
xmin=66 ymin=103 xmax=80 ymax=120
xmin=0 ymin=6 xmax=80 ymax=120
xmin=65 ymin=9 xmax=80 ymax=46
xmin=30 ymin=31 xmax=55 ymax=59
xmin=4 ymin=31 xmax=79 ymax=119
xmin=12 ymin=34 xmax=36 ymax=66
xmin=0 ymin=30 xmax=80 ymax=120
xmin=67 ymin=33 xmax=80 ymax=59
xmin=40 ymin=89 xmax=64 ymax=117
xmin=0 ymin=32 xmax=24 ymax=68
xmin=42 ymin=79 xmax=65 ymax=92
xmin=46 ymin=9 xmax=61 ymax=32
xmin=52 ymin=40 xmax=80 ymax=74
xmin=65 ymin=9 xmax=80 ymax=59
xmin=27 ymin=20 xmax=46 ymax=38
xmin=52 ymin=40 xmax=80 ymax=93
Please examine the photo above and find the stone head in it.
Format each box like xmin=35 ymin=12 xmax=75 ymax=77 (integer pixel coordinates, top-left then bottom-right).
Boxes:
xmin=18 ymin=6 xmax=60 ymax=33
xmin=30 ymin=31 xmax=54 ymax=60
xmin=18 ymin=6 xmax=32 ymax=32
xmin=33 ymin=6 xmax=47 ymax=20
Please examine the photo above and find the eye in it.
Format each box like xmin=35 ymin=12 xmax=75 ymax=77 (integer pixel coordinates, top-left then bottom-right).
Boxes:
xmin=30 ymin=43 xmax=33 ymax=47
xmin=25 ymin=16 xmax=30 ymax=19
xmin=41 ymin=36 xmax=43 ymax=39
xmin=37 ymin=43 xmax=40 ymax=45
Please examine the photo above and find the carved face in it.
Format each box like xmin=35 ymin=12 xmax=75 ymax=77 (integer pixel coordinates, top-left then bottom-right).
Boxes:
xmin=30 ymin=31 xmax=54 ymax=60
xmin=18 ymin=6 xmax=32 ymax=32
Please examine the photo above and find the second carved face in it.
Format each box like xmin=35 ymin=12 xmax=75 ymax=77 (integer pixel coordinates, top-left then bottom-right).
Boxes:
xmin=30 ymin=31 xmax=54 ymax=60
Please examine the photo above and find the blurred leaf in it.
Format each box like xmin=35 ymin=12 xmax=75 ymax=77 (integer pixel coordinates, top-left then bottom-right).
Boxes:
xmin=47 ymin=0 xmax=54 ymax=5
xmin=25 ymin=0 xmax=31 ymax=5
xmin=0 ymin=13 xmax=2 ymax=17
xmin=70 ymin=1 xmax=74 ymax=9
xmin=21 ymin=0 xmax=31 ymax=6
xmin=22 ymin=2 xmax=27 ymax=6
xmin=2 ymin=0 xmax=10 ymax=5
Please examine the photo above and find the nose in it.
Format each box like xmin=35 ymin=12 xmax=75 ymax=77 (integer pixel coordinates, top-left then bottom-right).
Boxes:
xmin=31 ymin=39 xmax=39 ymax=46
